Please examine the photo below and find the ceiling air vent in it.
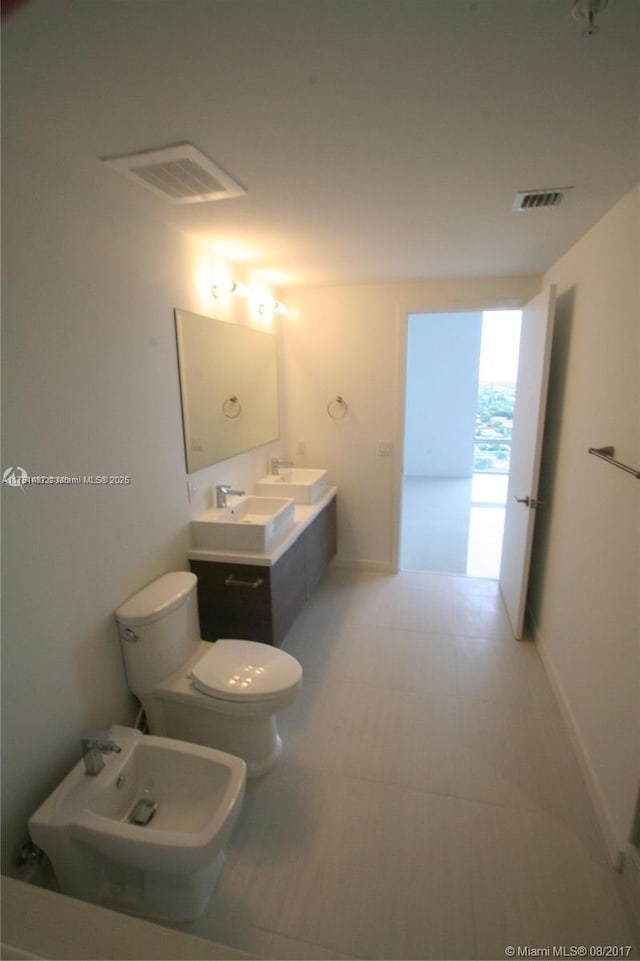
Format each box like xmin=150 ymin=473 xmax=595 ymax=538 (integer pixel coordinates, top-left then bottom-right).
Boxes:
xmin=102 ymin=143 xmax=246 ymax=204
xmin=512 ymin=188 xmax=571 ymax=212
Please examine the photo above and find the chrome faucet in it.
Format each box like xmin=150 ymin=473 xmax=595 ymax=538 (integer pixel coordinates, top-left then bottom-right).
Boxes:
xmin=216 ymin=484 xmax=245 ymax=508
xmin=81 ymin=733 xmax=121 ymax=776
xmin=271 ymin=458 xmax=293 ymax=476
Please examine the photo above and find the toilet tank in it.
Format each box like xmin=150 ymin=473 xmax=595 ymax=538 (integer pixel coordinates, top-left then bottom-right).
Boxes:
xmin=115 ymin=571 xmax=201 ymax=699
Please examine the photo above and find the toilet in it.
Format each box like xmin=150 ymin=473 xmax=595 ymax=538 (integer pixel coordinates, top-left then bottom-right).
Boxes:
xmin=115 ymin=571 xmax=302 ymax=776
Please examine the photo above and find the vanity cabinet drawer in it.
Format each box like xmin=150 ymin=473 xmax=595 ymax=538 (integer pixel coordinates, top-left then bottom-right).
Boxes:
xmin=190 ymin=560 xmax=273 ymax=643
xmin=190 ymin=495 xmax=337 ymax=647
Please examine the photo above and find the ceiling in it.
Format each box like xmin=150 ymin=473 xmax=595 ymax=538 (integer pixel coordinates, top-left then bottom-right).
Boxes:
xmin=3 ymin=0 xmax=639 ymax=288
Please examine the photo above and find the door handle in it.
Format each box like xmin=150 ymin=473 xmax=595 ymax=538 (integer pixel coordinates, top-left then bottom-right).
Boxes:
xmin=514 ymin=495 xmax=545 ymax=508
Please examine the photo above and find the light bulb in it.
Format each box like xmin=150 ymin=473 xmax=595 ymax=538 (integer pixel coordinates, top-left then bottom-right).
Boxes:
xmin=212 ymin=278 xmax=250 ymax=299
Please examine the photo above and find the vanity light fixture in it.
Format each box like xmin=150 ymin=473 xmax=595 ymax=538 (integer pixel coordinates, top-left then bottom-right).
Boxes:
xmin=258 ymin=298 xmax=288 ymax=317
xmin=211 ymin=278 xmax=250 ymax=300
xmin=211 ymin=278 xmax=289 ymax=316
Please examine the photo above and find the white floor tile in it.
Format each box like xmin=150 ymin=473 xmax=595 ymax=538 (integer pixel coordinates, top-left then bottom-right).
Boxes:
xmin=401 ymin=475 xmax=506 ymax=578
xmin=348 ymin=624 xmax=459 ymax=697
xmin=276 ymin=775 xmax=476 ymax=960
xmin=455 ymin=635 xmax=558 ymax=711
xmin=453 ymin=591 xmax=515 ymax=640
xmin=452 ymin=575 xmax=500 ymax=596
xmin=462 ymin=800 xmax=636 ymax=959
xmin=168 ymin=570 xmax=638 ymax=961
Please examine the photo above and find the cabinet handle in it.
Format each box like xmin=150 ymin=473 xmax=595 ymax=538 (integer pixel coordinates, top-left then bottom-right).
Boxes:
xmin=224 ymin=574 xmax=264 ymax=590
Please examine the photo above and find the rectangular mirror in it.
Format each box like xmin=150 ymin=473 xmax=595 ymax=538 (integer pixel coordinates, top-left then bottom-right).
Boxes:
xmin=175 ymin=308 xmax=279 ymax=472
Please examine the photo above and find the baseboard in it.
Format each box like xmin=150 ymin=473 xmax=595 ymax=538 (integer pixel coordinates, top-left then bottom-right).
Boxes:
xmin=331 ymin=557 xmax=395 ymax=574
xmin=533 ymin=623 xmax=624 ymax=866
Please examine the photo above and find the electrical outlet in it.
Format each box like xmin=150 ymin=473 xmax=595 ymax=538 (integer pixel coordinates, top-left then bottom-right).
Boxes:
xmin=296 ymin=440 xmax=306 ymax=455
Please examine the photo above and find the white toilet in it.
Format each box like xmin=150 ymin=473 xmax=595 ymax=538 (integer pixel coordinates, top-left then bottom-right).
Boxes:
xmin=115 ymin=571 xmax=302 ymax=777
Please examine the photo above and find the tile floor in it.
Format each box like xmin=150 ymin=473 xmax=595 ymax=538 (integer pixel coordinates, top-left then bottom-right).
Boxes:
xmin=401 ymin=476 xmax=507 ymax=579
xmin=171 ymin=568 xmax=638 ymax=960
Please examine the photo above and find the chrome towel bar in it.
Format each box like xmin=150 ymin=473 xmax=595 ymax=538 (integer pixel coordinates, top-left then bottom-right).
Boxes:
xmin=588 ymin=446 xmax=640 ymax=479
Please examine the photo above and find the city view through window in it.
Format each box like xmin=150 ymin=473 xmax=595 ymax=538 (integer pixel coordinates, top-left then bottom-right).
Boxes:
xmin=473 ymin=311 xmax=522 ymax=474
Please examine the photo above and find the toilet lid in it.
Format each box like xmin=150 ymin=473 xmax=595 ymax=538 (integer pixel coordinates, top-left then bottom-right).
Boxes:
xmin=190 ymin=639 xmax=302 ymax=702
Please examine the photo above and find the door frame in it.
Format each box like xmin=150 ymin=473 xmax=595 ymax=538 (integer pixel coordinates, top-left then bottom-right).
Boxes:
xmin=392 ymin=299 xmax=532 ymax=575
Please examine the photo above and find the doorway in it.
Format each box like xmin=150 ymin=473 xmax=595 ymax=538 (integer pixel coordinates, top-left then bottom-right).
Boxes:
xmin=400 ymin=310 xmax=522 ymax=578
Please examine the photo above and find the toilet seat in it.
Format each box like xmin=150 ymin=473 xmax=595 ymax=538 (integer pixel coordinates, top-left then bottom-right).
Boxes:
xmin=189 ymin=639 xmax=302 ymax=703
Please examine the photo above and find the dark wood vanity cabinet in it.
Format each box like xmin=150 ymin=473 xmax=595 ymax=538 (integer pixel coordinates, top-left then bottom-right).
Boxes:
xmin=190 ymin=495 xmax=336 ymax=646
xmin=300 ymin=493 xmax=337 ymax=595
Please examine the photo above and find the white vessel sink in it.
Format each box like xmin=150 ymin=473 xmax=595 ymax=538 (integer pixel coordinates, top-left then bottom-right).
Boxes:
xmin=28 ymin=726 xmax=246 ymax=921
xmin=192 ymin=495 xmax=295 ymax=552
xmin=256 ymin=468 xmax=328 ymax=504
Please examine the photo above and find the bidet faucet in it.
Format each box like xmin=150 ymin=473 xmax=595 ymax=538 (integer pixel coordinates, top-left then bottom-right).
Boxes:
xmin=216 ymin=484 xmax=245 ymax=508
xmin=81 ymin=733 xmax=121 ymax=776
xmin=271 ymin=458 xmax=293 ymax=475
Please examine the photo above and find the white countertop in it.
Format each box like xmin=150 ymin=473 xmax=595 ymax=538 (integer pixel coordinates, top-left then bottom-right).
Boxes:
xmin=187 ymin=486 xmax=336 ymax=567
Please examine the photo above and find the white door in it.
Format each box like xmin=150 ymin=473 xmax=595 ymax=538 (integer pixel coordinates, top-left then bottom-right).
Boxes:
xmin=499 ymin=285 xmax=556 ymax=639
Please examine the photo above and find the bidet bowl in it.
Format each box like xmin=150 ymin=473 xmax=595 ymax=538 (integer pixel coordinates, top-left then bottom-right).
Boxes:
xmin=192 ymin=495 xmax=295 ymax=551
xmin=255 ymin=468 xmax=328 ymax=504
xmin=28 ymin=725 xmax=246 ymax=920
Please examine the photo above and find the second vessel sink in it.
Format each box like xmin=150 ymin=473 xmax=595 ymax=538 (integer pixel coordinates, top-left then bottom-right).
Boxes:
xmin=256 ymin=468 xmax=328 ymax=504
xmin=192 ymin=495 xmax=295 ymax=552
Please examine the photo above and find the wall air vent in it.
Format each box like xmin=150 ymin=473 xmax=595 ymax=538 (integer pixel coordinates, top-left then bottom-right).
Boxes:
xmin=101 ymin=143 xmax=246 ymax=204
xmin=512 ymin=188 xmax=571 ymax=212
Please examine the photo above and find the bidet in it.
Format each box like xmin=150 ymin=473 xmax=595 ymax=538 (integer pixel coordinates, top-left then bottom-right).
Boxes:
xmin=28 ymin=725 xmax=246 ymax=921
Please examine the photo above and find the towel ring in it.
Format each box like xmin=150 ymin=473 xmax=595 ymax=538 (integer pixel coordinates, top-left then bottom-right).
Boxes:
xmin=222 ymin=396 xmax=242 ymax=419
xmin=327 ymin=395 xmax=349 ymax=420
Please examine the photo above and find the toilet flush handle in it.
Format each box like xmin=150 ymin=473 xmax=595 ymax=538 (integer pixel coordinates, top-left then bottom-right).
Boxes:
xmin=121 ymin=627 xmax=139 ymax=642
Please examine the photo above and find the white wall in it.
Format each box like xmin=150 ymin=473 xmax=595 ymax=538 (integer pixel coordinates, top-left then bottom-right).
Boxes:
xmin=0 ymin=112 xmax=283 ymax=874
xmin=282 ymin=276 xmax=540 ymax=570
xmin=529 ymin=186 xmax=640 ymax=862
xmin=404 ymin=312 xmax=482 ymax=477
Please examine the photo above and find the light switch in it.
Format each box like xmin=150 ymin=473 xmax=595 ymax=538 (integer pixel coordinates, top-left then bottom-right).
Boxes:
xmin=378 ymin=441 xmax=394 ymax=456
